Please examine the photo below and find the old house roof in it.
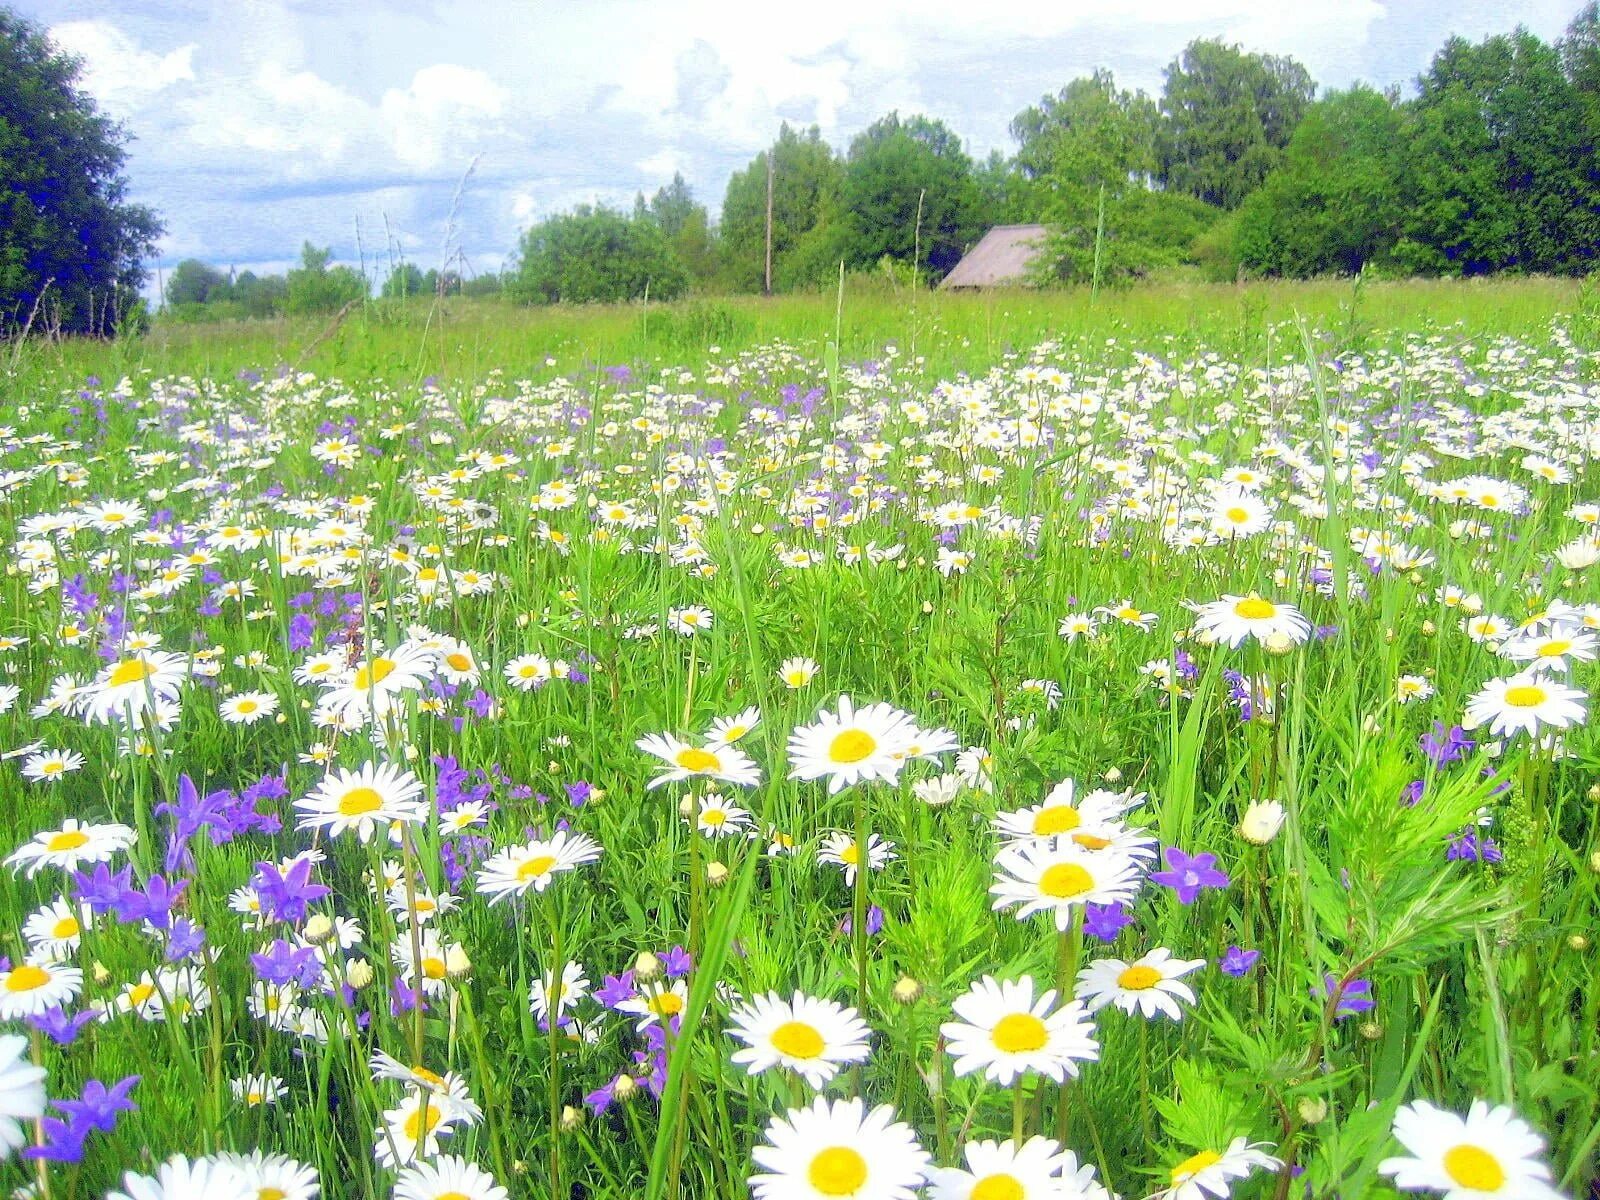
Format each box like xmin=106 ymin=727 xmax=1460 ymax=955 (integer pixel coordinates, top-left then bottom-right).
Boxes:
xmin=939 ymin=224 xmax=1049 ymax=289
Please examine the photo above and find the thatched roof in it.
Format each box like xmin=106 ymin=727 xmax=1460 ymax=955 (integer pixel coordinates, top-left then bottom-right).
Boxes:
xmin=940 ymin=224 xmax=1048 ymax=289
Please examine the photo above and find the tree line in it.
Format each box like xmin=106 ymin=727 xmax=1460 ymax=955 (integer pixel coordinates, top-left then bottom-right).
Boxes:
xmin=8 ymin=3 xmax=1600 ymax=335
xmin=516 ymin=7 xmax=1600 ymax=301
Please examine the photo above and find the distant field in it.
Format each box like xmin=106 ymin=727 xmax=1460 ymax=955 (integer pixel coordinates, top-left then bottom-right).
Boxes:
xmin=8 ymin=275 xmax=1584 ymax=387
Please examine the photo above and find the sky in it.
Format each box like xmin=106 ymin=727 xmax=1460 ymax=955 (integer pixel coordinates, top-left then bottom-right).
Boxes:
xmin=12 ymin=0 xmax=1584 ymax=289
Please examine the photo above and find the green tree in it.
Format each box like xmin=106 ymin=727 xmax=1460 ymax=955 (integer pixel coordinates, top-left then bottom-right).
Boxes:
xmin=380 ymin=262 xmax=427 ymax=300
xmin=1233 ymin=86 xmax=1406 ymax=276
xmin=1011 ymin=70 xmax=1159 ymax=195
xmin=839 ymin=111 xmax=980 ymax=279
xmin=229 ymin=270 xmax=287 ymax=318
xmin=1400 ymin=29 xmax=1600 ymax=275
xmin=1158 ymin=39 xmax=1316 ymax=208
xmin=1562 ymin=3 xmax=1600 ymax=138
xmin=164 ymin=259 xmax=229 ymax=307
xmin=285 ymin=243 xmax=368 ymax=314
xmin=0 ymin=8 xmax=162 ymax=335
xmin=508 ymin=205 xmax=688 ymax=304
xmin=646 ymin=173 xmax=717 ymax=286
xmin=717 ymin=124 xmax=843 ymax=292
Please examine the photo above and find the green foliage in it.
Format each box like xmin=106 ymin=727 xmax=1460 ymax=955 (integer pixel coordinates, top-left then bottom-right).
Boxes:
xmin=379 ymin=262 xmax=427 ymax=300
xmin=509 ymin=206 xmax=688 ymax=305
xmin=717 ymin=124 xmax=844 ymax=293
xmin=1158 ymin=38 xmax=1316 ymax=209
xmin=839 ymin=112 xmax=981 ymax=280
xmin=1034 ymin=187 xmax=1220 ymax=285
xmin=0 ymin=7 xmax=162 ymax=336
xmin=643 ymin=173 xmax=718 ymax=288
xmin=1234 ymin=86 xmax=1406 ymax=277
xmin=1400 ymin=29 xmax=1600 ymax=275
xmin=284 ymin=242 xmax=368 ymax=315
xmin=1011 ymin=69 xmax=1160 ymax=198
xmin=165 ymin=259 xmax=229 ymax=307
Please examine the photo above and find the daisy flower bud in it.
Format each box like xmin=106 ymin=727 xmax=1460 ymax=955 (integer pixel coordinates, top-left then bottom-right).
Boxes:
xmin=633 ymin=951 xmax=663 ymax=984
xmin=303 ymin=914 xmax=334 ymax=943
xmin=706 ymin=861 xmax=730 ymax=888
xmin=1239 ymin=800 xmax=1285 ymax=846
xmin=561 ymin=1105 xmax=583 ymax=1131
xmin=1570 ymin=935 xmax=1589 ymax=952
xmin=347 ymin=959 xmax=374 ymax=990
xmin=445 ymin=945 xmax=471 ymax=977
xmin=1103 ymin=767 xmax=1123 ymax=783
xmin=1298 ymin=1096 xmax=1329 ymax=1124
xmin=612 ymin=1072 xmax=638 ymax=1101
xmin=892 ymin=976 xmax=922 ymax=1004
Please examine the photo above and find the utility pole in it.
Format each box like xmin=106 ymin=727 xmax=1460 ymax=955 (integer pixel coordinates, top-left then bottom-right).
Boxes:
xmin=764 ymin=148 xmax=774 ymax=297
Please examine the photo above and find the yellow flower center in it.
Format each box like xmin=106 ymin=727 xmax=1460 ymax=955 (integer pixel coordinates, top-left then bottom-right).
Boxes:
xmin=51 ymin=917 xmax=78 ymax=940
xmin=46 ymin=830 xmax=89 ymax=852
xmin=108 ymin=658 xmax=153 ymax=687
xmin=828 ymin=730 xmax=878 ymax=764
xmin=128 ymin=982 xmax=156 ymax=1007
xmin=649 ymin=991 xmax=685 ymax=1017
xmin=422 ymin=957 xmax=447 ymax=980
xmin=702 ymin=810 xmax=727 ymax=827
xmin=1118 ymin=965 xmax=1162 ymax=991
xmin=402 ymin=1104 xmax=443 ymax=1140
xmin=1038 ymin=862 xmax=1094 ymax=899
xmin=445 ymin=652 xmax=472 ymax=672
xmin=1442 ymin=1144 xmax=1505 ymax=1192
xmin=237 ymin=699 xmax=258 ymax=713
xmin=769 ymin=1020 xmax=825 ymax=1059
xmin=839 ymin=842 xmax=861 ymax=866
xmin=337 ymin=787 xmax=384 ymax=817
xmin=352 ymin=658 xmax=396 ymax=690
xmin=1503 ymin=685 xmax=1547 ymax=708
xmin=412 ymin=1065 xmax=446 ymax=1087
xmin=5 ymin=965 xmax=50 ymax=992
xmin=1073 ymin=832 xmax=1113 ymax=850
xmin=990 ymin=1012 xmax=1048 ymax=1053
xmin=259 ymin=1188 xmax=287 ymax=1200
xmin=1224 ymin=506 xmax=1250 ymax=524
xmin=1032 ymin=806 xmax=1081 ymax=836
xmin=516 ymin=855 xmax=558 ymax=882
xmin=1172 ymin=1150 xmax=1221 ymax=1183
xmin=435 ymin=1194 xmax=470 ymax=1200
xmin=1538 ymin=641 xmax=1571 ymax=657
xmin=970 ymin=1173 xmax=1025 ymax=1200
xmin=675 ymin=748 xmax=722 ymax=773
xmin=807 ymin=1147 xmax=868 ymax=1197
xmin=1234 ymin=597 xmax=1277 ymax=620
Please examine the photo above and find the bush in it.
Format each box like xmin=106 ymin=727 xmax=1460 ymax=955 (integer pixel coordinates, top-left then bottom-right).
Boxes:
xmin=509 ymin=206 xmax=688 ymax=305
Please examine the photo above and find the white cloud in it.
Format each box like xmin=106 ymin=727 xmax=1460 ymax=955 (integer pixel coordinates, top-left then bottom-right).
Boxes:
xmin=47 ymin=19 xmax=195 ymax=115
xmin=379 ymin=64 xmax=508 ymax=171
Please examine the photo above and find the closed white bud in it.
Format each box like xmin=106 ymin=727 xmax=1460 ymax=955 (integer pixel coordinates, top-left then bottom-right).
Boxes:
xmin=1263 ymin=631 xmax=1296 ymax=656
xmin=303 ymin=914 xmax=334 ymax=943
xmin=1103 ymin=766 xmax=1123 ymax=784
xmin=445 ymin=945 xmax=472 ymax=977
xmin=1239 ymin=799 xmax=1285 ymax=846
xmin=1297 ymin=1096 xmax=1329 ymax=1124
xmin=633 ymin=951 xmax=663 ymax=983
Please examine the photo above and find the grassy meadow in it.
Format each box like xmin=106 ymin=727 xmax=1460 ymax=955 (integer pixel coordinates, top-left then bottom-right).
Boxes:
xmin=0 ymin=275 xmax=1594 ymax=1200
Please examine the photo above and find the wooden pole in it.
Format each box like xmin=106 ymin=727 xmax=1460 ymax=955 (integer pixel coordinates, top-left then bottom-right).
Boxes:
xmin=764 ymin=149 xmax=774 ymax=296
